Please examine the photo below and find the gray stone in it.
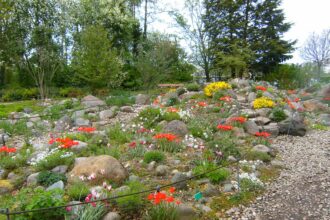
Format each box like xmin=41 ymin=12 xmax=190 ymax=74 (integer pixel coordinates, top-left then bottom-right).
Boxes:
xmin=46 ymin=180 xmax=64 ymax=191
xmin=155 ymin=165 xmax=169 ymax=176
xmin=248 ymin=92 xmax=257 ymax=102
xmin=263 ymin=123 xmax=279 ymax=137
xmin=178 ymin=205 xmax=196 ymax=220
xmin=244 ymin=120 xmax=260 ymax=135
xmin=52 ymin=165 xmax=68 ymax=174
xmin=23 ymin=108 xmax=33 ymax=114
xmin=161 ymin=92 xmax=179 ymax=105
xmin=263 ymin=91 xmax=275 ymax=99
xmin=120 ymin=106 xmax=134 ymax=113
xmin=180 ymin=91 xmax=203 ymax=100
xmin=103 ymin=212 xmax=121 ymax=220
xmin=71 ymin=141 xmax=88 ymax=152
xmin=0 ymin=133 xmax=9 ymax=145
xmin=135 ymin=94 xmax=150 ymax=105
xmin=256 ymin=108 xmax=271 ymax=117
xmin=253 ymin=144 xmax=271 ymax=154
xmin=27 ymin=172 xmax=39 ymax=186
xmin=129 ymin=175 xmax=139 ymax=182
xmin=203 ymin=183 xmax=219 ymax=197
xmin=72 ymin=110 xmax=85 ymax=119
xmin=55 ymin=115 xmax=72 ymax=132
xmin=254 ymin=116 xmax=271 ymax=126
xmin=271 ymin=160 xmax=284 ymax=167
xmin=81 ymin=95 xmax=106 ymax=108
xmin=100 ymin=107 xmax=118 ymax=121
xmin=279 ymin=118 xmax=307 ymax=136
xmin=319 ymin=114 xmax=330 ymax=126
xmin=74 ymin=118 xmax=90 ymax=127
xmin=237 ymin=95 xmax=246 ymax=102
xmin=241 ymin=109 xmax=259 ymax=118
xmin=7 ymin=172 xmax=18 ymax=181
xmin=26 ymin=121 xmax=34 ymax=128
xmin=196 ymin=204 xmax=212 ymax=213
xmin=223 ymin=183 xmax=235 ymax=192
xmin=164 ymin=120 xmax=188 ymax=137
xmin=171 ymin=172 xmax=188 ymax=190
xmin=0 ymin=169 xmax=5 ymax=179
xmin=147 ymin=161 xmax=156 ymax=171
xmin=227 ymin=156 xmax=237 ymax=162
xmin=233 ymin=127 xmax=247 ymax=138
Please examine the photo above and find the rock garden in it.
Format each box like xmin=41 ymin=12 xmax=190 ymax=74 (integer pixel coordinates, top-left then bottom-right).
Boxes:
xmin=0 ymin=79 xmax=330 ymax=220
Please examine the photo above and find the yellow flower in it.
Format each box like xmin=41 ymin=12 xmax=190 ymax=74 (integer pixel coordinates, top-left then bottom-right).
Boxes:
xmin=253 ymin=97 xmax=275 ymax=109
xmin=204 ymin=81 xmax=232 ymax=97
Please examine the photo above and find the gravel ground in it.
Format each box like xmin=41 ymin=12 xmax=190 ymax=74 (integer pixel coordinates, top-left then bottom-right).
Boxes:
xmin=238 ymin=130 xmax=330 ymax=220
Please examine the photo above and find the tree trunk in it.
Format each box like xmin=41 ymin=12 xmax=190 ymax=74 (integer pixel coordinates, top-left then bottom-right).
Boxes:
xmin=143 ymin=0 xmax=148 ymax=39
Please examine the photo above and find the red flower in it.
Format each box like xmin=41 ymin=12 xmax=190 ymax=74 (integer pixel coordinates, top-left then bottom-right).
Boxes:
xmin=91 ymin=202 xmax=96 ymax=207
xmin=255 ymin=86 xmax=267 ymax=91
xmin=167 ymin=107 xmax=179 ymax=112
xmin=49 ymin=138 xmax=55 ymax=145
xmin=219 ymin=96 xmax=231 ymax=102
xmin=147 ymin=193 xmax=155 ymax=200
xmin=0 ymin=146 xmax=16 ymax=153
xmin=323 ymin=97 xmax=330 ymax=101
xmin=137 ymin=128 xmax=150 ymax=133
xmin=169 ymin=187 xmax=176 ymax=194
xmin=153 ymin=133 xmax=179 ymax=142
xmin=65 ymin=206 xmax=72 ymax=212
xmin=217 ymin=125 xmax=233 ymax=131
xmin=77 ymin=127 xmax=96 ymax=133
xmin=197 ymin=101 xmax=208 ymax=107
xmin=175 ymin=201 xmax=181 ymax=205
xmin=229 ymin=117 xmax=246 ymax=124
xmin=166 ymin=196 xmax=175 ymax=203
xmin=128 ymin=142 xmax=136 ymax=148
xmin=286 ymin=99 xmax=296 ymax=110
xmin=255 ymin=132 xmax=271 ymax=138
xmin=294 ymin=98 xmax=300 ymax=102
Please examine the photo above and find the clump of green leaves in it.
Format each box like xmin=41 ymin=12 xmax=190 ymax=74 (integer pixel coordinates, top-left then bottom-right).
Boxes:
xmin=35 ymin=150 xmax=75 ymax=171
xmin=245 ymin=151 xmax=271 ymax=162
xmin=37 ymin=171 xmax=67 ymax=187
xmin=207 ymin=139 xmax=240 ymax=159
xmin=193 ymin=162 xmax=230 ymax=184
xmin=176 ymin=87 xmax=186 ymax=96
xmin=144 ymin=151 xmax=165 ymax=163
xmin=185 ymin=83 xmax=200 ymax=91
xmin=67 ymin=181 xmax=90 ymax=201
xmin=138 ymin=107 xmax=162 ymax=128
xmin=144 ymin=202 xmax=179 ymax=220
xmin=156 ymin=139 xmax=182 ymax=153
xmin=108 ymin=123 xmax=132 ymax=144
xmin=162 ymin=112 xmax=181 ymax=122
xmin=106 ymin=95 xmax=135 ymax=107
xmin=270 ymin=107 xmax=287 ymax=122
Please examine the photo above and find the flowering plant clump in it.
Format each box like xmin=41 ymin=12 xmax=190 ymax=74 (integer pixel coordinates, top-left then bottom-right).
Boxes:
xmin=228 ymin=117 xmax=246 ymax=124
xmin=217 ymin=124 xmax=233 ymax=131
xmin=166 ymin=107 xmax=179 ymax=113
xmin=219 ymin=96 xmax=232 ymax=102
xmin=253 ymin=97 xmax=275 ymax=109
xmin=147 ymin=187 xmax=180 ymax=205
xmin=49 ymin=137 xmax=79 ymax=149
xmin=255 ymin=86 xmax=267 ymax=91
xmin=197 ymin=101 xmax=208 ymax=107
xmin=255 ymin=132 xmax=271 ymax=138
xmin=77 ymin=127 xmax=96 ymax=133
xmin=153 ymin=133 xmax=179 ymax=142
xmin=204 ymin=81 xmax=232 ymax=97
xmin=183 ymin=135 xmax=205 ymax=149
xmin=0 ymin=145 xmax=16 ymax=153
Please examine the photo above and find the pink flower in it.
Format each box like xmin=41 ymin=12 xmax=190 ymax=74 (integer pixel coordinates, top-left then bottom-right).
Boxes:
xmin=91 ymin=202 xmax=96 ymax=207
xmin=65 ymin=206 xmax=72 ymax=212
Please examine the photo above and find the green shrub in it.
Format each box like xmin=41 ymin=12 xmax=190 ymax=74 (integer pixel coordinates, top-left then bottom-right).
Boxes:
xmin=162 ymin=112 xmax=181 ymax=121
xmin=144 ymin=151 xmax=165 ymax=163
xmin=106 ymin=95 xmax=135 ymax=107
xmin=35 ymin=150 xmax=75 ymax=171
xmin=256 ymin=90 xmax=263 ymax=98
xmin=176 ymin=87 xmax=186 ymax=96
xmin=207 ymin=139 xmax=240 ymax=159
xmin=165 ymin=96 xmax=179 ymax=107
xmin=156 ymin=139 xmax=182 ymax=153
xmin=44 ymin=104 xmax=66 ymax=120
xmin=108 ymin=124 xmax=132 ymax=144
xmin=1 ymin=88 xmax=38 ymax=101
xmin=59 ymin=87 xmax=85 ymax=98
xmin=72 ymin=202 xmax=106 ymax=220
xmin=0 ymin=120 xmax=30 ymax=136
xmin=186 ymin=83 xmax=200 ymax=91
xmin=13 ymin=188 xmax=65 ymax=220
xmin=37 ymin=171 xmax=67 ymax=187
xmin=240 ymin=178 xmax=264 ymax=193
xmin=138 ymin=107 xmax=162 ymax=128
xmin=144 ymin=202 xmax=179 ymax=220
xmin=67 ymin=181 xmax=90 ymax=201
xmin=116 ymin=181 xmax=146 ymax=215
xmin=212 ymin=90 xmax=228 ymax=101
xmin=0 ymin=147 xmax=31 ymax=170
xmin=193 ymin=162 xmax=230 ymax=184
xmin=245 ymin=151 xmax=271 ymax=162
xmin=270 ymin=107 xmax=287 ymax=122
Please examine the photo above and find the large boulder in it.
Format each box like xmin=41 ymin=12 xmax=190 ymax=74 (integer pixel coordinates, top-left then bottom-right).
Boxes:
xmin=302 ymin=99 xmax=328 ymax=112
xmin=74 ymin=118 xmax=90 ymax=127
xmin=135 ymin=94 xmax=150 ymax=105
xmin=68 ymin=155 xmax=128 ymax=184
xmin=279 ymin=118 xmax=307 ymax=136
xmin=164 ymin=120 xmax=188 ymax=137
xmin=243 ymin=120 xmax=259 ymax=135
xmin=103 ymin=212 xmax=121 ymax=220
xmin=262 ymin=123 xmax=279 ymax=137
xmin=82 ymin=95 xmax=105 ymax=108
xmin=27 ymin=172 xmax=40 ymax=186
xmin=99 ymin=107 xmax=118 ymax=121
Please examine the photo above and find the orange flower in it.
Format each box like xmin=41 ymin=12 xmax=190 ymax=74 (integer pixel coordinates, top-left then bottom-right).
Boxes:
xmin=229 ymin=117 xmax=246 ymax=124
xmin=217 ymin=125 xmax=233 ymax=131
xmin=166 ymin=196 xmax=175 ymax=203
xmin=255 ymin=132 xmax=271 ymax=138
xmin=77 ymin=127 xmax=96 ymax=133
xmin=219 ymin=96 xmax=231 ymax=102
xmin=197 ymin=101 xmax=208 ymax=107
xmin=167 ymin=107 xmax=179 ymax=112
xmin=153 ymin=133 xmax=179 ymax=142
xmin=0 ymin=146 xmax=16 ymax=153
xmin=169 ymin=187 xmax=176 ymax=194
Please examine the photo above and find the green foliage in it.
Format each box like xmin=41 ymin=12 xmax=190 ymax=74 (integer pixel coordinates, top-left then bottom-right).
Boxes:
xmin=245 ymin=151 xmax=271 ymax=163
xmin=116 ymin=181 xmax=146 ymax=215
xmin=44 ymin=104 xmax=66 ymax=120
xmin=162 ymin=112 xmax=181 ymax=122
xmin=187 ymin=117 xmax=213 ymax=140
xmin=144 ymin=202 xmax=179 ymax=220
xmin=106 ymin=95 xmax=135 ymax=107
xmin=12 ymin=188 xmax=65 ymax=220
xmin=270 ymin=107 xmax=287 ymax=122
xmin=156 ymin=139 xmax=182 ymax=153
xmin=0 ymin=120 xmax=30 ymax=136
xmin=144 ymin=151 xmax=165 ymax=163
xmin=311 ymin=123 xmax=330 ymax=131
xmin=59 ymin=87 xmax=85 ymax=98
xmin=37 ymin=171 xmax=67 ymax=187
xmin=176 ymin=87 xmax=186 ymax=96
xmin=108 ymin=124 xmax=132 ymax=144
xmin=1 ymin=88 xmax=39 ymax=101
xmin=138 ymin=107 xmax=162 ymax=128
xmin=72 ymin=25 xmax=125 ymax=89
xmin=73 ymin=202 xmax=106 ymax=220
xmin=256 ymin=90 xmax=263 ymax=98
xmin=0 ymin=147 xmax=31 ymax=170
xmin=240 ymin=178 xmax=264 ymax=193
xmin=67 ymin=181 xmax=90 ymax=201
xmin=35 ymin=150 xmax=75 ymax=171
xmin=212 ymin=90 xmax=229 ymax=101
xmin=185 ymin=83 xmax=200 ymax=91
xmin=193 ymin=162 xmax=230 ymax=184
xmin=207 ymin=139 xmax=240 ymax=159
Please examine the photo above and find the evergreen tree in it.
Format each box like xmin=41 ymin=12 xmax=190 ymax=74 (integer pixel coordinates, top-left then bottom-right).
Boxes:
xmin=203 ymin=0 xmax=295 ymax=77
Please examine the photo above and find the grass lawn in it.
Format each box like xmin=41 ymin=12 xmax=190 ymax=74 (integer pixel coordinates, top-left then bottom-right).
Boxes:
xmin=0 ymin=100 xmax=45 ymax=119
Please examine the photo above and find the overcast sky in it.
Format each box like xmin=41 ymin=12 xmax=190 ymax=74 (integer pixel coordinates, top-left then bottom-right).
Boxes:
xmin=150 ymin=0 xmax=330 ymax=64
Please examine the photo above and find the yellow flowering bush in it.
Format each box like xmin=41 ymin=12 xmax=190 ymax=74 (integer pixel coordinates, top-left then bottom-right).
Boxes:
xmin=204 ymin=81 xmax=232 ymax=97
xmin=253 ymin=97 xmax=275 ymax=109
